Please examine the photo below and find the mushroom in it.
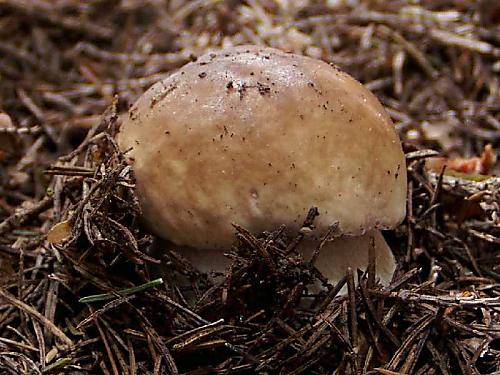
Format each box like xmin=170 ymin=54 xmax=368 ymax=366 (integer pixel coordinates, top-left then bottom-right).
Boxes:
xmin=0 ymin=111 xmax=17 ymax=161
xmin=117 ymin=45 xmax=407 ymax=288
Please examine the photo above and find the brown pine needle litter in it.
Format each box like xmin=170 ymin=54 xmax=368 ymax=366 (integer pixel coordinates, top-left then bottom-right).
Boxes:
xmin=0 ymin=1 xmax=499 ymax=374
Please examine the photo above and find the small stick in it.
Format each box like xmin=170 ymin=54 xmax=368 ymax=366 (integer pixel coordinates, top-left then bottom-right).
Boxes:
xmin=346 ymin=267 xmax=360 ymax=374
xmin=0 ymin=196 xmax=53 ymax=236
xmin=0 ymin=288 xmax=73 ymax=346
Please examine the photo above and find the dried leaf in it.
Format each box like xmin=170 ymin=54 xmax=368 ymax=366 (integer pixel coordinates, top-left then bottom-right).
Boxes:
xmin=47 ymin=220 xmax=72 ymax=244
xmin=426 ymin=144 xmax=497 ymax=177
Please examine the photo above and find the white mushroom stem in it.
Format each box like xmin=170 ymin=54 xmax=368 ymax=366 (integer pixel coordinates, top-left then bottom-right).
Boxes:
xmin=160 ymin=230 xmax=396 ymax=291
xmin=298 ymin=230 xmax=397 ymax=289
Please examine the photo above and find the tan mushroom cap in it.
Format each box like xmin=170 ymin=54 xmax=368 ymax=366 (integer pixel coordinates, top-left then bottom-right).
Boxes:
xmin=118 ymin=45 xmax=407 ymax=249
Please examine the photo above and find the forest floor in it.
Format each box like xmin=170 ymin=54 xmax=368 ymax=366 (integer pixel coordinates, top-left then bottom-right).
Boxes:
xmin=0 ymin=1 xmax=499 ymax=374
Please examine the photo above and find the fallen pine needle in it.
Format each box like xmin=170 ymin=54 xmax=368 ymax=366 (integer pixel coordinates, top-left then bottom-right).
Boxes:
xmin=79 ymin=278 xmax=164 ymax=303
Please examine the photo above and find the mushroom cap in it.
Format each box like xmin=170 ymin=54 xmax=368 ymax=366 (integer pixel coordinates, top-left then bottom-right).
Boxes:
xmin=118 ymin=45 xmax=407 ymax=249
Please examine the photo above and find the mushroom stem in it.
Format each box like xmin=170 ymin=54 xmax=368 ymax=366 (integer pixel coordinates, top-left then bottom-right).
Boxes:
xmin=155 ymin=230 xmax=396 ymax=291
xmin=298 ymin=230 xmax=396 ymax=289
